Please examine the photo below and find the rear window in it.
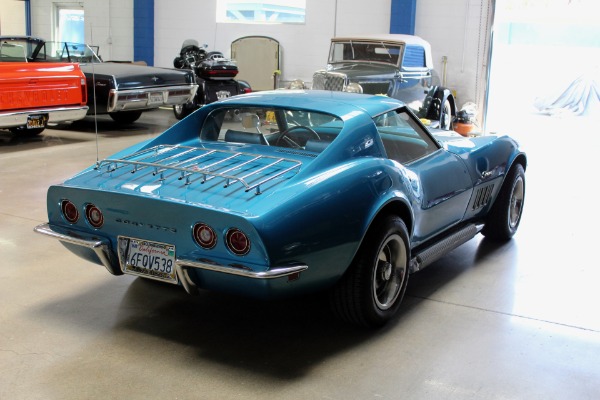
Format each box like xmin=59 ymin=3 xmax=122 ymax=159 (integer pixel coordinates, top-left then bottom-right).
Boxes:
xmin=200 ymin=106 xmax=343 ymax=153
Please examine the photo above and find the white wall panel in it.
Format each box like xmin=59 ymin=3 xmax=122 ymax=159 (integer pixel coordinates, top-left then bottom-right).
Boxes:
xmin=415 ymin=0 xmax=491 ymax=112
xmin=154 ymin=0 xmax=391 ymax=86
xmin=0 ymin=0 xmax=26 ymax=35
xmin=21 ymin=0 xmax=488 ymax=107
xmin=29 ymin=0 xmax=134 ymax=62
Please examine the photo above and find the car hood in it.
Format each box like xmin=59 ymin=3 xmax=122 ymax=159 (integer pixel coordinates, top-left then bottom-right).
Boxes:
xmin=79 ymin=63 xmax=192 ymax=89
xmin=327 ymin=62 xmax=398 ymax=80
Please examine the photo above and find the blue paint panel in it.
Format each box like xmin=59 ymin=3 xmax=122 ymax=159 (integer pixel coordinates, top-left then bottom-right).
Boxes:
xmin=134 ymin=0 xmax=154 ymax=65
xmin=390 ymin=0 xmax=416 ymax=35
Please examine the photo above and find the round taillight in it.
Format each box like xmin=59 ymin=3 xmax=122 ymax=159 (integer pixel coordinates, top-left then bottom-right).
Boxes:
xmin=61 ymin=200 xmax=79 ymax=224
xmin=226 ymin=228 xmax=250 ymax=256
xmin=193 ymin=223 xmax=217 ymax=249
xmin=85 ymin=204 xmax=104 ymax=228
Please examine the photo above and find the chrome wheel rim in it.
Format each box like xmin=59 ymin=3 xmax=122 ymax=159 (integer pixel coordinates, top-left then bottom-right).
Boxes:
xmin=441 ymin=100 xmax=452 ymax=130
xmin=372 ymin=234 xmax=407 ymax=310
xmin=509 ymin=175 xmax=525 ymax=228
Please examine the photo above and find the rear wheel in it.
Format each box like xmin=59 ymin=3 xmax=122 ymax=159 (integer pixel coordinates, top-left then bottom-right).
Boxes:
xmin=9 ymin=126 xmax=45 ymax=136
xmin=330 ymin=216 xmax=410 ymax=328
xmin=440 ymin=98 xmax=453 ymax=130
xmin=173 ymin=103 xmax=196 ymax=120
xmin=482 ymin=163 xmax=525 ymax=241
xmin=109 ymin=110 xmax=143 ymax=124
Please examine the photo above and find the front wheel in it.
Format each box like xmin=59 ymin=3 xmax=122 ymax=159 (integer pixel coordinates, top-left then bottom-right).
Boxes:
xmin=330 ymin=216 xmax=410 ymax=328
xmin=482 ymin=163 xmax=525 ymax=241
xmin=109 ymin=110 xmax=143 ymax=124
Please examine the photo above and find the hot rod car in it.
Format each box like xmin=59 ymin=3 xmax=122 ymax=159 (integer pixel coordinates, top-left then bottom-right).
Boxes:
xmin=311 ymin=34 xmax=456 ymax=130
xmin=0 ymin=36 xmax=198 ymax=125
xmin=35 ymin=90 xmax=526 ymax=328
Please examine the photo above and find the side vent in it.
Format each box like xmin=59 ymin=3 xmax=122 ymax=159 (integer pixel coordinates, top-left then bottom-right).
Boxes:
xmin=472 ymin=184 xmax=494 ymax=210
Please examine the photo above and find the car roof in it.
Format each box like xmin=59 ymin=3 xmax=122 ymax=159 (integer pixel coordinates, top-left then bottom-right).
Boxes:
xmin=215 ymin=90 xmax=405 ymax=120
xmin=331 ymin=34 xmax=430 ymax=47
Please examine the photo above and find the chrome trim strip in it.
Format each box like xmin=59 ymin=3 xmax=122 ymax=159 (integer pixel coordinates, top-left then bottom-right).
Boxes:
xmin=175 ymin=258 xmax=308 ymax=279
xmin=97 ymin=145 xmax=302 ymax=195
xmin=107 ymin=84 xmax=198 ymax=112
xmin=33 ymin=223 xmax=121 ymax=276
xmin=0 ymin=106 xmax=89 ymax=128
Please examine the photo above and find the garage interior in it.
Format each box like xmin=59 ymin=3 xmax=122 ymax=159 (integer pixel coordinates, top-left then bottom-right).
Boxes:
xmin=1 ymin=1 xmax=599 ymax=399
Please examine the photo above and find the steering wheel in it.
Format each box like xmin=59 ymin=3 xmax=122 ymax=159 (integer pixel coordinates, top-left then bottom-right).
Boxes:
xmin=275 ymin=125 xmax=321 ymax=148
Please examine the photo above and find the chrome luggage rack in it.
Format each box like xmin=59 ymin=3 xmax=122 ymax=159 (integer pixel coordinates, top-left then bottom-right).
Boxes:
xmin=95 ymin=145 xmax=302 ymax=195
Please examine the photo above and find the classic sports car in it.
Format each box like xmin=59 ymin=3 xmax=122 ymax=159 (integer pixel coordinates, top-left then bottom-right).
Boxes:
xmin=311 ymin=34 xmax=456 ymax=130
xmin=0 ymin=36 xmax=197 ymax=124
xmin=35 ymin=91 xmax=526 ymax=327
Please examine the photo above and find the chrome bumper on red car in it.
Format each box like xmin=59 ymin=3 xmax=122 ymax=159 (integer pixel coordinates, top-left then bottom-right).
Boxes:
xmin=0 ymin=105 xmax=89 ymax=128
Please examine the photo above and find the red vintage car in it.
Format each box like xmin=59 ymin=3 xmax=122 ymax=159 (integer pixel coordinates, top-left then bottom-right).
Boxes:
xmin=0 ymin=61 xmax=88 ymax=136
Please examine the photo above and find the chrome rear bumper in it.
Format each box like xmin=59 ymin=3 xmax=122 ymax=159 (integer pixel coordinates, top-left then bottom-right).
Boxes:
xmin=0 ymin=105 xmax=88 ymax=129
xmin=107 ymin=84 xmax=198 ymax=112
xmin=34 ymin=223 xmax=308 ymax=295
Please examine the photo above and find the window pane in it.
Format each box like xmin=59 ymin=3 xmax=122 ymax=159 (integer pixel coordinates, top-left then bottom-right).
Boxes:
xmin=217 ymin=0 xmax=306 ymax=24
xmin=58 ymin=9 xmax=84 ymax=43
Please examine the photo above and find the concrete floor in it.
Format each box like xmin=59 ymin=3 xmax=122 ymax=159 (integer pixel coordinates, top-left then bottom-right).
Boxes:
xmin=1 ymin=108 xmax=599 ymax=400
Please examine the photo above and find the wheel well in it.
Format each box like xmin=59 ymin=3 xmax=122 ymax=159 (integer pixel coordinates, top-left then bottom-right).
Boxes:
xmin=371 ymin=200 xmax=413 ymax=238
xmin=512 ymin=154 xmax=527 ymax=172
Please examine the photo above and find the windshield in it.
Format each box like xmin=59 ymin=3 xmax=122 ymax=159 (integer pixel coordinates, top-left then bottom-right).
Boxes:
xmin=34 ymin=41 xmax=102 ymax=63
xmin=329 ymin=41 xmax=402 ymax=65
xmin=200 ymin=106 xmax=343 ymax=153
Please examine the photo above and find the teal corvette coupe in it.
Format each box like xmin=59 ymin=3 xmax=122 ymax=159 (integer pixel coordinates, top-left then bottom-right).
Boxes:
xmin=35 ymin=90 xmax=526 ymax=328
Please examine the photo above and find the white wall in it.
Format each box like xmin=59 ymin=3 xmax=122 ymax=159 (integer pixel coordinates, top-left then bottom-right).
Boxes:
xmin=154 ymin=0 xmax=392 ymax=86
xmin=29 ymin=0 xmax=134 ymax=62
xmin=0 ymin=0 xmax=26 ymax=35
xmin=19 ymin=0 xmax=490 ymax=115
xmin=415 ymin=0 xmax=492 ymax=113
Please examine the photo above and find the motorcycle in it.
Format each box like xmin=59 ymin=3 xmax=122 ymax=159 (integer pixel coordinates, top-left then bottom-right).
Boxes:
xmin=172 ymin=39 xmax=251 ymax=119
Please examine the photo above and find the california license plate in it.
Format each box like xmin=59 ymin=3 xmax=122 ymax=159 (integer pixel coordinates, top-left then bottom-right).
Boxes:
xmin=26 ymin=114 xmax=48 ymax=129
xmin=148 ymin=92 xmax=164 ymax=105
xmin=118 ymin=237 xmax=177 ymax=283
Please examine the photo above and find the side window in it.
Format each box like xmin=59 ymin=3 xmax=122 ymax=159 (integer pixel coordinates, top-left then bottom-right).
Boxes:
xmin=402 ymin=45 xmax=426 ymax=69
xmin=375 ymin=109 xmax=438 ymax=164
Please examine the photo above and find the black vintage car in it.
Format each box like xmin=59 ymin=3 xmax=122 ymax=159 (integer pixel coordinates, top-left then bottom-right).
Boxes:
xmin=0 ymin=36 xmax=198 ymax=124
xmin=311 ymin=34 xmax=456 ymax=130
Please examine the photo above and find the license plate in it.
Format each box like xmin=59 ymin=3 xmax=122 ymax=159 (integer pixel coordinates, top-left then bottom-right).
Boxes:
xmin=148 ymin=92 xmax=164 ymax=105
xmin=216 ymin=90 xmax=231 ymax=100
xmin=26 ymin=114 xmax=48 ymax=129
xmin=118 ymin=237 xmax=177 ymax=283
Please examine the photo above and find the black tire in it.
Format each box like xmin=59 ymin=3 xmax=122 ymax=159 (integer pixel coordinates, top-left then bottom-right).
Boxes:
xmin=173 ymin=103 xmax=196 ymax=120
xmin=330 ymin=216 xmax=410 ymax=328
xmin=109 ymin=110 xmax=143 ymax=124
xmin=440 ymin=98 xmax=453 ymax=130
xmin=9 ymin=126 xmax=45 ymax=136
xmin=482 ymin=163 xmax=525 ymax=241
